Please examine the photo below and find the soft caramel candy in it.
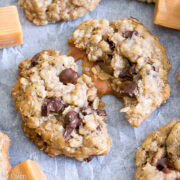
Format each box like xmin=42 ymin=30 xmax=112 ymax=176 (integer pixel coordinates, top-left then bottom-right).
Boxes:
xmin=8 ymin=160 xmax=47 ymax=180
xmin=0 ymin=131 xmax=11 ymax=180
xmin=0 ymin=6 xmax=23 ymax=48
xmin=177 ymin=72 xmax=180 ymax=81
xmin=154 ymin=0 xmax=180 ymax=29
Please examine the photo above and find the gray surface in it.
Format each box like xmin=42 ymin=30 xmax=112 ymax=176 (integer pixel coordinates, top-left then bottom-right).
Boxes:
xmin=0 ymin=0 xmax=180 ymax=179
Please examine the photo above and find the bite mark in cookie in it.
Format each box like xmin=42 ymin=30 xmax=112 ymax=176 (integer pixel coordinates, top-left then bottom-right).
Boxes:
xmin=71 ymin=18 xmax=171 ymax=127
xmin=12 ymin=50 xmax=111 ymax=161
xmin=136 ymin=120 xmax=180 ymax=180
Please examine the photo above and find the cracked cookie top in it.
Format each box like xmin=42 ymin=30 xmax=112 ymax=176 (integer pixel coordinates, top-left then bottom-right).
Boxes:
xmin=136 ymin=120 xmax=180 ymax=180
xmin=72 ymin=18 xmax=171 ymax=127
xmin=18 ymin=0 xmax=101 ymax=25
xmin=12 ymin=50 xmax=111 ymax=161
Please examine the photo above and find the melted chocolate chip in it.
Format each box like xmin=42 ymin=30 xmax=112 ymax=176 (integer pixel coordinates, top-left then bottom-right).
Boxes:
xmin=41 ymin=97 xmax=65 ymax=116
xmin=64 ymin=111 xmax=82 ymax=141
xmin=85 ymin=155 xmax=94 ymax=162
xmin=96 ymin=109 xmax=107 ymax=116
xmin=119 ymin=64 xmax=137 ymax=81
xmin=120 ymin=81 xmax=138 ymax=97
xmin=59 ymin=68 xmax=78 ymax=84
xmin=156 ymin=158 xmax=171 ymax=174
xmin=122 ymin=30 xmax=138 ymax=38
xmin=31 ymin=52 xmax=41 ymax=66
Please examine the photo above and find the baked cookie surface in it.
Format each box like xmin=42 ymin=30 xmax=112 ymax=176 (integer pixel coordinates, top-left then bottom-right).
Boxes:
xmin=72 ymin=18 xmax=171 ymax=127
xmin=0 ymin=132 xmax=11 ymax=180
xmin=136 ymin=120 xmax=180 ymax=180
xmin=18 ymin=0 xmax=101 ymax=25
xmin=12 ymin=50 xmax=111 ymax=161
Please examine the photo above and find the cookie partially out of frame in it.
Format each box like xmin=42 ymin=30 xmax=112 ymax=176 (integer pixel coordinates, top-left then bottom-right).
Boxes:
xmin=136 ymin=120 xmax=180 ymax=180
xmin=177 ymin=72 xmax=180 ymax=81
xmin=0 ymin=131 xmax=11 ymax=180
xmin=71 ymin=18 xmax=171 ymax=127
xmin=12 ymin=50 xmax=111 ymax=161
xmin=18 ymin=0 xmax=101 ymax=25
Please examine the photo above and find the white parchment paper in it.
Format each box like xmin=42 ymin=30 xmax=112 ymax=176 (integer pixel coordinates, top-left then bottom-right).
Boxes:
xmin=0 ymin=0 xmax=180 ymax=179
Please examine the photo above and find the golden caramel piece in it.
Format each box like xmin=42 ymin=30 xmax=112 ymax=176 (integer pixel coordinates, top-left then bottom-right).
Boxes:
xmin=8 ymin=160 xmax=46 ymax=180
xmin=154 ymin=0 xmax=180 ymax=29
xmin=177 ymin=72 xmax=180 ymax=81
xmin=0 ymin=6 xmax=23 ymax=48
xmin=0 ymin=132 xmax=11 ymax=180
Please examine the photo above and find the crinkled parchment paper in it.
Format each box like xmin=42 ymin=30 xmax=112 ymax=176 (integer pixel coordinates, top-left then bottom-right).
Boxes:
xmin=0 ymin=0 xmax=180 ymax=179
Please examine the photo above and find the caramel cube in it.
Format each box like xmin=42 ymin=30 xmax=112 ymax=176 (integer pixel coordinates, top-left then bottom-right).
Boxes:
xmin=0 ymin=6 xmax=23 ymax=48
xmin=154 ymin=0 xmax=180 ymax=29
xmin=8 ymin=160 xmax=47 ymax=180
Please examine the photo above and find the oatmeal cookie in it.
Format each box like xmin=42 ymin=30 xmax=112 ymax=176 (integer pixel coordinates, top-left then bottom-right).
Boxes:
xmin=136 ymin=120 xmax=180 ymax=180
xmin=72 ymin=18 xmax=171 ymax=127
xmin=138 ymin=0 xmax=156 ymax=3
xmin=0 ymin=132 xmax=11 ymax=180
xmin=18 ymin=0 xmax=101 ymax=25
xmin=12 ymin=50 xmax=111 ymax=161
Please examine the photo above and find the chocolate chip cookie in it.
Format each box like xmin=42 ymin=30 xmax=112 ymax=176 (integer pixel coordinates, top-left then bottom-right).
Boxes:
xmin=136 ymin=120 xmax=180 ymax=180
xmin=11 ymin=50 xmax=111 ymax=161
xmin=0 ymin=131 xmax=11 ymax=180
xmin=18 ymin=0 xmax=101 ymax=25
xmin=71 ymin=18 xmax=171 ymax=127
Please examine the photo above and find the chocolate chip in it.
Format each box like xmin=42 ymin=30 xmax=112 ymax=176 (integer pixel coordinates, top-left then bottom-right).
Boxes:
xmin=107 ymin=54 xmax=113 ymax=59
xmin=85 ymin=155 xmax=94 ymax=162
xmin=119 ymin=64 xmax=137 ymax=81
xmin=96 ymin=125 xmax=102 ymax=131
xmin=156 ymin=158 xmax=171 ymax=174
xmin=130 ymin=64 xmax=137 ymax=74
xmin=122 ymin=30 xmax=138 ymax=38
xmin=120 ymin=81 xmax=138 ymax=97
xmin=107 ymin=39 xmax=115 ymax=51
xmin=41 ymin=97 xmax=65 ymax=116
xmin=64 ymin=111 xmax=82 ymax=141
xmin=96 ymin=109 xmax=107 ymax=116
xmin=175 ymin=178 xmax=180 ymax=180
xmin=81 ymin=106 xmax=92 ymax=116
xmin=31 ymin=52 xmax=41 ymax=66
xmin=152 ymin=65 xmax=157 ymax=72
xmin=59 ymin=68 xmax=78 ymax=84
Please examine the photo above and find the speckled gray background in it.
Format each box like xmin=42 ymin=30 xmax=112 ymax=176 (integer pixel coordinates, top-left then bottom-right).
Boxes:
xmin=0 ymin=0 xmax=180 ymax=179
